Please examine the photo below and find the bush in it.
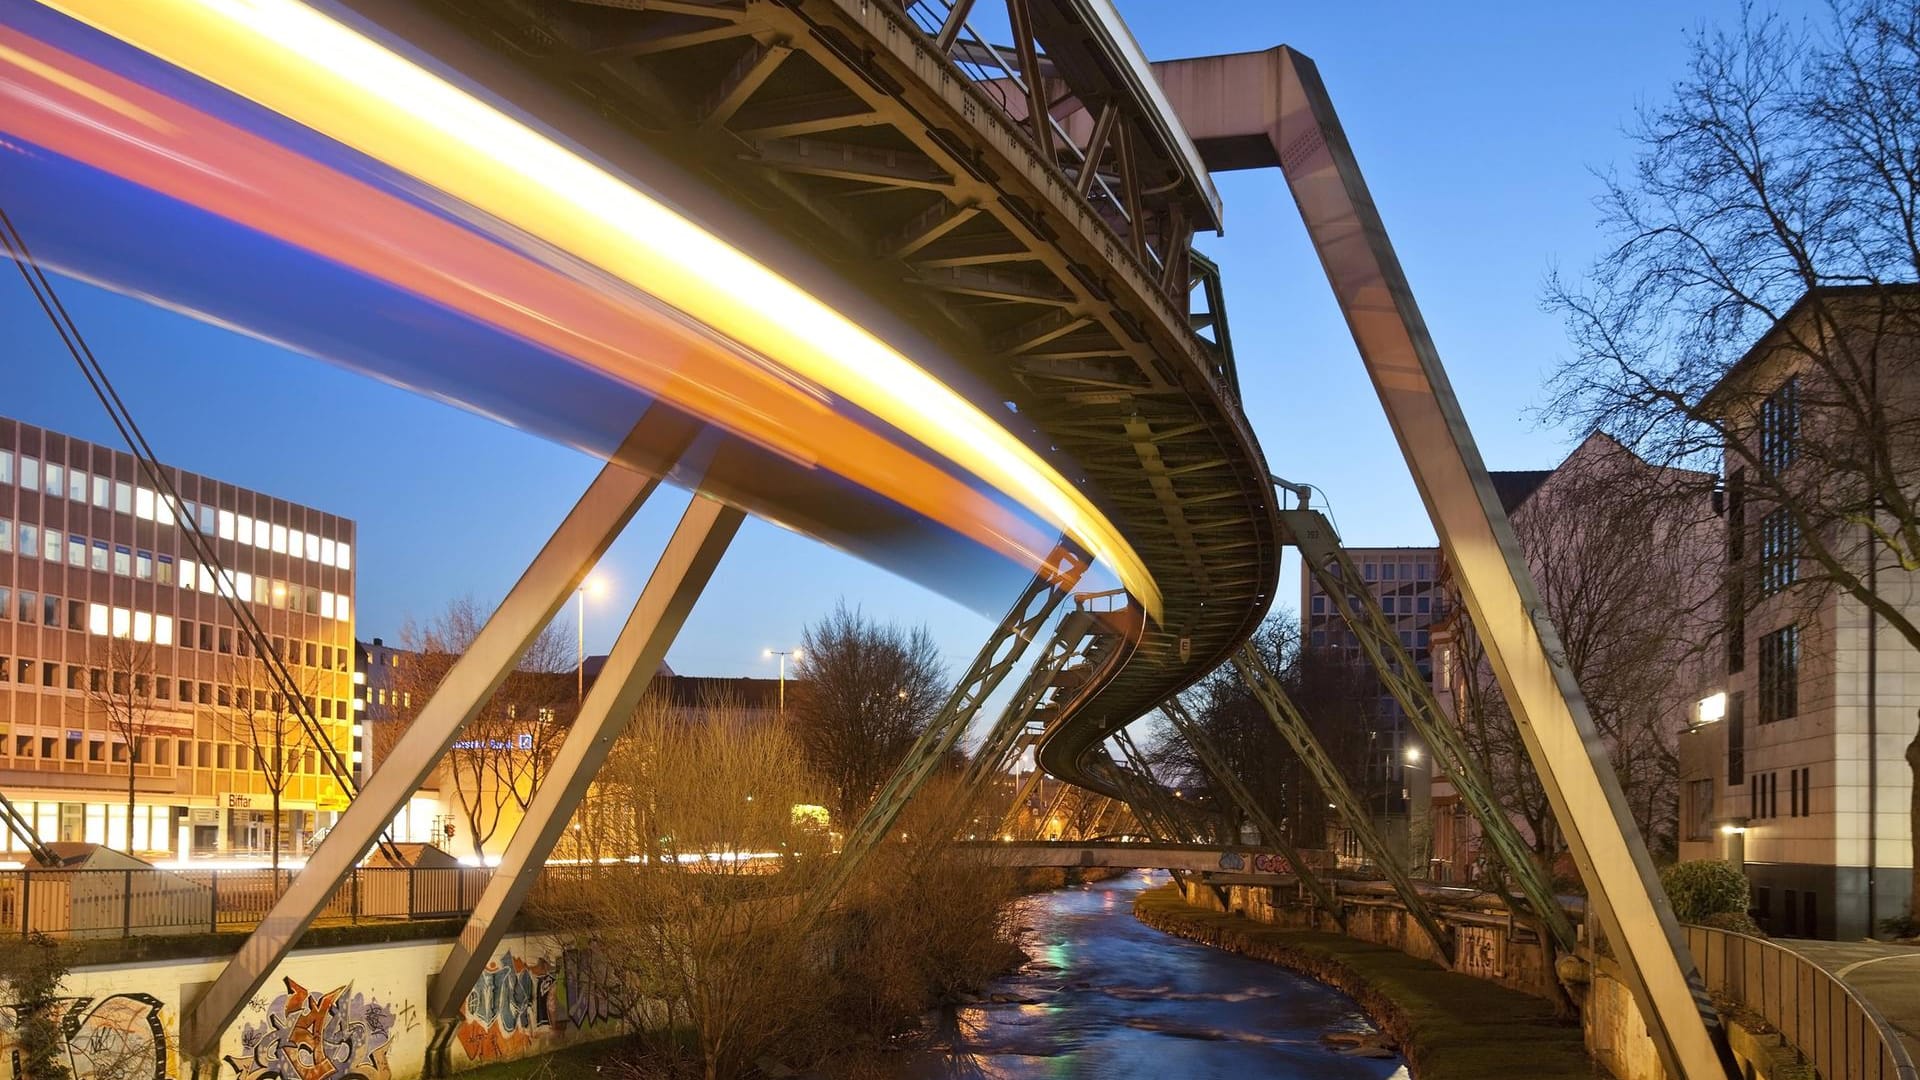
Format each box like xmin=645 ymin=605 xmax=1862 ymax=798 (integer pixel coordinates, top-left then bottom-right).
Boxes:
xmin=1660 ymin=860 xmax=1748 ymax=923
xmin=1699 ymin=911 xmax=1767 ymax=937
xmin=1878 ymin=912 xmax=1920 ymax=940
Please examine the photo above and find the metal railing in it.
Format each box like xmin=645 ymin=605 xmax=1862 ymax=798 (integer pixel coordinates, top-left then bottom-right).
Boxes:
xmin=0 ymin=866 xmax=538 ymax=938
xmin=1685 ymin=924 xmax=1918 ymax=1080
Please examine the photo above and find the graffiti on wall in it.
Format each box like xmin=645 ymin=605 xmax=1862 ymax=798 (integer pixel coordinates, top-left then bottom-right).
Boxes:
xmin=0 ymin=993 xmax=171 ymax=1080
xmin=454 ymin=948 xmax=618 ymax=1062
xmin=229 ymin=978 xmax=394 ymax=1080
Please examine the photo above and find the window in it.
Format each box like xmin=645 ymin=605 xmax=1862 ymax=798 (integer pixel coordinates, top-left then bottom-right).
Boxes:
xmin=114 ymin=481 xmax=131 ymax=514
xmin=1727 ymin=690 xmax=1746 ymax=786
xmin=1760 ymin=376 xmax=1799 ymax=474
xmin=1760 ymin=508 xmax=1798 ymax=595
xmin=0 ymin=520 xmax=9 ymax=553
xmin=91 ymin=540 xmax=108 ymax=572
xmin=67 ymin=469 xmax=85 ymax=502
xmin=136 ymin=551 xmax=152 ymax=580
xmin=157 ymin=555 xmax=174 ymax=585
xmin=198 ymin=504 xmax=216 ymax=534
xmin=0 ymin=450 xmax=9 ymax=483
xmin=43 ymin=594 xmax=59 ymax=628
xmin=91 ymin=475 xmax=108 ymax=508
xmin=113 ymin=545 xmax=131 ymax=577
xmin=1363 ymin=562 xmax=1377 ymax=581
xmin=1727 ymin=580 xmax=1746 ymax=674
xmin=1726 ymin=468 xmax=1746 ymax=563
xmin=1759 ymin=626 xmax=1800 ymax=723
xmin=1381 ymin=596 xmax=1395 ymax=614
xmin=336 ymin=543 xmax=351 ymax=570
xmin=67 ymin=599 xmax=81 ymax=627
xmin=1417 ymin=596 xmax=1431 ymax=614
xmin=304 ymin=532 xmax=320 ymax=562
xmin=42 ymin=529 xmax=60 ymax=562
xmin=18 ymin=591 xmax=35 ymax=624
xmin=43 ymin=462 xmax=61 ymax=497
xmin=19 ymin=523 xmax=36 ymax=558
xmin=1311 ymin=595 xmax=1325 ymax=615
xmin=254 ymin=519 xmax=270 ymax=549
xmin=19 ymin=457 xmax=37 ymax=491
xmin=320 ymin=537 xmax=336 ymax=566
xmin=87 ymin=603 xmax=108 ymax=635
xmin=0 ymin=587 xmax=8 ymax=619
xmin=271 ymin=524 xmax=287 ymax=554
xmin=67 ymin=534 xmax=84 ymax=567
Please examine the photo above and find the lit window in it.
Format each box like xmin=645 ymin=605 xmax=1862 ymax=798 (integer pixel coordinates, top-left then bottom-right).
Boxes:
xmin=157 ymin=555 xmax=174 ymax=585
xmin=114 ymin=481 xmax=131 ymax=514
xmin=19 ymin=457 xmax=38 ymax=491
xmin=92 ymin=475 xmax=108 ymax=508
xmin=67 ymin=469 xmax=86 ymax=501
xmin=155 ymin=615 xmax=173 ymax=647
xmin=133 ymin=486 xmax=154 ymax=521
xmin=337 ymin=595 xmax=351 ymax=622
xmin=136 ymin=551 xmax=152 ymax=580
xmin=238 ymin=514 xmax=253 ymax=544
xmin=271 ymin=524 xmax=288 ymax=554
xmin=254 ymin=519 xmax=270 ymax=549
xmin=320 ymin=537 xmax=336 ymax=566
xmin=336 ymin=543 xmax=352 ymax=571
xmin=67 ymin=535 xmax=84 ymax=566
xmin=218 ymin=509 xmax=236 ymax=540
xmin=133 ymin=612 xmax=153 ymax=643
xmin=320 ymin=592 xmax=335 ymax=619
xmin=160 ymin=495 xmax=182 ymax=527
xmin=111 ymin=607 xmax=131 ymax=639
xmin=236 ymin=572 xmax=253 ymax=603
xmin=180 ymin=559 xmax=197 ymax=589
xmin=198 ymin=564 xmax=216 ymax=594
xmin=89 ymin=604 xmax=109 ymax=635
xmin=221 ymin=569 xmax=238 ymax=599
xmin=304 ymin=532 xmax=320 ymax=561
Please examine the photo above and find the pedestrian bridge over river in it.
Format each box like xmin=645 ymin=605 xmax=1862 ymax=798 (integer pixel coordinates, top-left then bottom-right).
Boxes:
xmin=0 ymin=1 xmax=1866 ymax=1076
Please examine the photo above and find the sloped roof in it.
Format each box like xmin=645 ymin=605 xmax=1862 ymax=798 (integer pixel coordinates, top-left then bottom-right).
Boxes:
xmin=1487 ymin=469 xmax=1553 ymax=514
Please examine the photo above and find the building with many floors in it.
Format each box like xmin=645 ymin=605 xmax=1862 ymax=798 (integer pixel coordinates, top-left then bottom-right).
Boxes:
xmin=0 ymin=418 xmax=356 ymax=861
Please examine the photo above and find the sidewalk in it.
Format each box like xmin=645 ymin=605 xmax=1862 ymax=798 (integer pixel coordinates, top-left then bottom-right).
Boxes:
xmin=1782 ymin=939 xmax=1920 ymax=1063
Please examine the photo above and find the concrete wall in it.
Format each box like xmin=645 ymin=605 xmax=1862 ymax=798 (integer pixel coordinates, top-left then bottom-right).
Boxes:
xmin=0 ymin=932 xmax=622 ymax=1080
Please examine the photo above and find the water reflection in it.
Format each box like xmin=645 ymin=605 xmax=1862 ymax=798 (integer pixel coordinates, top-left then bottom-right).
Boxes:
xmin=894 ymin=872 xmax=1409 ymax=1080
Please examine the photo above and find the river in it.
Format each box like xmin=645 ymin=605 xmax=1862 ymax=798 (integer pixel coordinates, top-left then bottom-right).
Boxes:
xmin=893 ymin=871 xmax=1410 ymax=1079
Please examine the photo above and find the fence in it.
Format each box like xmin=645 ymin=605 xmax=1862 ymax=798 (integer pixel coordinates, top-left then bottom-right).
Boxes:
xmin=0 ymin=866 xmax=515 ymax=938
xmin=1685 ymin=924 xmax=1919 ymax=1080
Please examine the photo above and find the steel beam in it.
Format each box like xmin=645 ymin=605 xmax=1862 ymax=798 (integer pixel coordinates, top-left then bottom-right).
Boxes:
xmin=1233 ymin=646 xmax=1454 ymax=964
xmin=958 ymin=610 xmax=1094 ymax=791
xmin=426 ymin=496 xmax=742 ymax=1021
xmin=800 ymin=544 xmax=1088 ymax=920
xmin=1160 ymin=696 xmax=1344 ymax=927
xmin=1284 ymin=508 xmax=1576 ymax=952
xmin=181 ymin=453 xmax=669 ymax=1057
xmin=1153 ymin=45 xmax=1729 ymax=1077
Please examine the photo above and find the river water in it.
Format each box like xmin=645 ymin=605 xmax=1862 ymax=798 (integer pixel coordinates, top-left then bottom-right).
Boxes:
xmin=893 ymin=871 xmax=1410 ymax=1079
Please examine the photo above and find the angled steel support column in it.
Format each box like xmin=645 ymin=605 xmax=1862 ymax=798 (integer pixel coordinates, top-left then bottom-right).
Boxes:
xmin=1154 ymin=46 xmax=1728 ymax=1078
xmin=959 ymin=609 xmax=1097 ymax=792
xmin=182 ymin=452 xmax=669 ymax=1057
xmin=1284 ymin=508 xmax=1576 ymax=952
xmin=1233 ymin=646 xmax=1454 ymax=964
xmin=1161 ymin=697 xmax=1345 ymax=927
xmin=801 ymin=543 xmax=1088 ymax=920
xmin=427 ymin=496 xmax=743 ymax=1021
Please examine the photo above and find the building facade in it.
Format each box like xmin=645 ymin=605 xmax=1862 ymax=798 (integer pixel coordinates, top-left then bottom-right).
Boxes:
xmin=1677 ymin=289 xmax=1920 ymax=939
xmin=0 ymin=418 xmax=356 ymax=861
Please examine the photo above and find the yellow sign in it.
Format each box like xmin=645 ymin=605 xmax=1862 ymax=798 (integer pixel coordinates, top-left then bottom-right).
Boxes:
xmin=316 ymin=785 xmax=350 ymax=812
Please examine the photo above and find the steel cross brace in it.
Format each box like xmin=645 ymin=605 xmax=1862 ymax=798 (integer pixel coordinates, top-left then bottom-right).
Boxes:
xmin=1232 ymin=645 xmax=1455 ymax=965
xmin=1284 ymin=508 xmax=1577 ymax=952
xmin=184 ymin=449 xmax=670 ymax=1056
xmin=426 ymin=497 xmax=744 ymax=1022
xmin=1111 ymin=727 xmax=1200 ymax=843
xmin=1160 ymin=697 xmax=1346 ymax=928
xmin=959 ymin=608 xmax=1099 ymax=792
xmin=801 ymin=543 xmax=1089 ymax=921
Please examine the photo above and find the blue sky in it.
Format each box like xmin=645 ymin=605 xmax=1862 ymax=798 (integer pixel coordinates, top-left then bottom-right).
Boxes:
xmin=4 ymin=0 xmax=1809 ymax=678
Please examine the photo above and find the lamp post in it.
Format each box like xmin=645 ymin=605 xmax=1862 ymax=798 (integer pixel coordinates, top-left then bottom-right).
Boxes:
xmin=764 ymin=648 xmax=802 ymax=712
xmin=576 ymin=575 xmax=605 ymax=702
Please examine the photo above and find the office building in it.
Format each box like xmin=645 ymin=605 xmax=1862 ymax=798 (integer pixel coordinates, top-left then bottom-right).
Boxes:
xmin=0 ymin=418 xmax=356 ymax=861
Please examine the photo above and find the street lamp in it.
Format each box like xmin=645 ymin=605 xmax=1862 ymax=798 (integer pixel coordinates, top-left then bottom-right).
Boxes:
xmin=577 ymin=574 xmax=605 ymax=702
xmin=764 ymin=648 xmax=802 ymax=712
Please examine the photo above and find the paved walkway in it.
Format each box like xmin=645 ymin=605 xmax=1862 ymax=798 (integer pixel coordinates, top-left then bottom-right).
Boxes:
xmin=1782 ymin=938 xmax=1920 ymax=1063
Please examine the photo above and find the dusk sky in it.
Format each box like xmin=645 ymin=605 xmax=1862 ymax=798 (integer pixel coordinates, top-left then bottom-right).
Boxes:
xmin=5 ymin=0 xmax=1816 ymax=680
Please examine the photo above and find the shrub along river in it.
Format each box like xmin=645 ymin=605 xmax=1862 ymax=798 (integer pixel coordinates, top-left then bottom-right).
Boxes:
xmin=891 ymin=871 xmax=1409 ymax=1078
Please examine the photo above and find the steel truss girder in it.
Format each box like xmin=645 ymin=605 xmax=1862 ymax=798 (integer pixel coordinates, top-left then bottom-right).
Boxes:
xmin=960 ymin=609 xmax=1099 ymax=791
xmin=1151 ymin=44 xmax=1728 ymax=1078
xmin=800 ymin=543 xmax=1090 ymax=920
xmin=183 ymin=450 xmax=670 ymax=1056
xmin=426 ymin=496 xmax=744 ymax=1021
xmin=1284 ymin=508 xmax=1577 ymax=953
xmin=1160 ymin=696 xmax=1345 ymax=927
xmin=1232 ymin=646 xmax=1455 ymax=965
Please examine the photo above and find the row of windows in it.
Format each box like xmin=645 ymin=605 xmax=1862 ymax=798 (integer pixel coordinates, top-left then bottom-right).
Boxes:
xmin=177 ymin=559 xmax=351 ymax=622
xmin=0 ymin=718 xmax=334 ymax=774
xmin=175 ymin=620 xmax=351 ymax=672
xmin=1310 ymin=593 xmax=1435 ymax=617
xmin=1759 ymin=376 xmax=1800 ymax=475
xmin=1758 ymin=625 xmax=1800 ymax=724
xmin=1749 ymin=767 xmax=1814 ymax=820
xmin=1759 ymin=508 xmax=1800 ymax=596
xmin=1360 ymin=562 xmax=1433 ymax=583
xmin=0 ymin=450 xmax=350 ymax=569
xmin=0 ymin=588 xmax=177 ymax=645
xmin=0 ymin=520 xmax=180 ymax=583
xmin=0 ymin=652 xmax=353 ymax=718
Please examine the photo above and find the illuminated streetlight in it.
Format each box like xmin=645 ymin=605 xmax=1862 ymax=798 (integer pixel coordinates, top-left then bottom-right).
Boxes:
xmin=765 ymin=647 xmax=802 ymax=712
xmin=576 ymin=574 xmax=605 ymax=702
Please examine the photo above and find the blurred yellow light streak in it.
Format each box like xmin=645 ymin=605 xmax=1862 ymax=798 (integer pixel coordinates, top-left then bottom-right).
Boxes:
xmin=40 ymin=0 xmax=1160 ymax=619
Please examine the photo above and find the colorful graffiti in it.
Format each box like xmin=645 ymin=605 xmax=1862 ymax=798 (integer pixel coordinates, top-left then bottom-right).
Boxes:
xmin=454 ymin=948 xmax=618 ymax=1063
xmin=0 ymin=993 xmax=170 ymax=1080
xmin=228 ymin=979 xmax=393 ymax=1080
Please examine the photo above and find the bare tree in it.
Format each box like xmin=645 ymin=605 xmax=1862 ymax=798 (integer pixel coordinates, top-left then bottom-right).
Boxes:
xmin=395 ymin=598 xmax=573 ymax=860
xmin=215 ymin=658 xmax=316 ymax=872
xmin=788 ymin=603 xmax=946 ymax=825
xmin=82 ymin=638 xmax=160 ymax=855
xmin=1544 ymin=0 xmax=1920 ymax=909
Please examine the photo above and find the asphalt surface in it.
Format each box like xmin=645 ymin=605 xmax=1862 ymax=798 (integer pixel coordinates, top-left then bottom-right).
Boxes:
xmin=1781 ymin=938 xmax=1920 ymax=1063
